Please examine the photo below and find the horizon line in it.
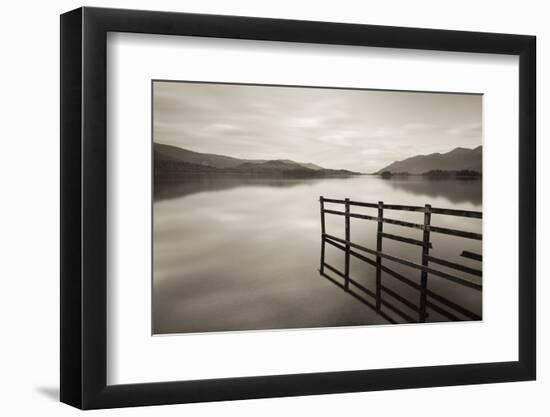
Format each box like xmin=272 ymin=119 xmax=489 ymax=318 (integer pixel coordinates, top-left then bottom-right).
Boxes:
xmin=154 ymin=140 xmax=482 ymax=172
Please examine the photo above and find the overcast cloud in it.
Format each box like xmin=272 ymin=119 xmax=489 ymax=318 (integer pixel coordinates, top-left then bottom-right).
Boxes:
xmin=153 ymin=81 xmax=482 ymax=172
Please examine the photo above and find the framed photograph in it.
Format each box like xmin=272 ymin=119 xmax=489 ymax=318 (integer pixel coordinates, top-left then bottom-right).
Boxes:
xmin=60 ymin=7 xmax=536 ymax=409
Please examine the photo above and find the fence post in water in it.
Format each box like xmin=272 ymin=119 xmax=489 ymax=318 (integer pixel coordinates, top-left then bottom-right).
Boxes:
xmin=419 ymin=204 xmax=432 ymax=322
xmin=376 ymin=201 xmax=384 ymax=311
xmin=319 ymin=196 xmax=326 ymax=274
xmin=344 ymin=198 xmax=351 ymax=290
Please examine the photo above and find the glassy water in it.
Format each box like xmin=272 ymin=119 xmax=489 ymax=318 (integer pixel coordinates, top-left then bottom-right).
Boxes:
xmin=153 ymin=175 xmax=482 ymax=334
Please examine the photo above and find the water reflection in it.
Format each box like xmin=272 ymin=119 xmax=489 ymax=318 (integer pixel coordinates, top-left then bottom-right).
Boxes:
xmin=153 ymin=174 xmax=482 ymax=334
xmin=385 ymin=177 xmax=482 ymax=205
xmin=319 ymin=234 xmax=482 ymax=324
xmin=155 ymin=176 xmax=321 ymax=201
xmin=155 ymin=175 xmax=482 ymax=206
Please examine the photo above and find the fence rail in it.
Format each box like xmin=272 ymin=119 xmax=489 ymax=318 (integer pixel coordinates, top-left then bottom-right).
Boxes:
xmin=321 ymin=198 xmax=483 ymax=218
xmin=319 ymin=196 xmax=482 ymax=323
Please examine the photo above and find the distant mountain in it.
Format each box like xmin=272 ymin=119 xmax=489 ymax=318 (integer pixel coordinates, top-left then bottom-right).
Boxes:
xmin=376 ymin=146 xmax=482 ymax=175
xmin=154 ymin=143 xmax=324 ymax=170
xmin=236 ymin=160 xmax=308 ymax=171
xmin=263 ymin=159 xmax=324 ymax=171
xmin=154 ymin=143 xmax=358 ymax=178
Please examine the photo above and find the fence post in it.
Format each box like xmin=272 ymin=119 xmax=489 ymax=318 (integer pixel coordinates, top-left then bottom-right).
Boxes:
xmin=419 ymin=204 xmax=432 ymax=322
xmin=319 ymin=196 xmax=326 ymax=274
xmin=344 ymin=198 xmax=350 ymax=290
xmin=376 ymin=201 xmax=384 ymax=311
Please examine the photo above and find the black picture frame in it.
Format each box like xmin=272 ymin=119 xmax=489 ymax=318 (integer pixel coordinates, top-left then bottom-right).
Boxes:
xmin=60 ymin=6 xmax=536 ymax=410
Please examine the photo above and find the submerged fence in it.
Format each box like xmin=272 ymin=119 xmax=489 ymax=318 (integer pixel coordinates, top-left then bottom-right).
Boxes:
xmin=319 ymin=196 xmax=482 ymax=324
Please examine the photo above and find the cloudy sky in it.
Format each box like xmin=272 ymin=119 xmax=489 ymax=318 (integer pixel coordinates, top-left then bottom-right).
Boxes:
xmin=153 ymin=81 xmax=482 ymax=173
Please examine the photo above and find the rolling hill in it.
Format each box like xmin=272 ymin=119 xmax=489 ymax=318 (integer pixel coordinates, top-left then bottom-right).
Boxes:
xmin=154 ymin=143 xmax=324 ymax=170
xmin=376 ymin=146 xmax=482 ymax=175
xmin=154 ymin=143 xmax=358 ymax=178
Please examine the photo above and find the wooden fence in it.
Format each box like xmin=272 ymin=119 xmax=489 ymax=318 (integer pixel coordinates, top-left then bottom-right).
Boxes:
xmin=319 ymin=196 xmax=482 ymax=323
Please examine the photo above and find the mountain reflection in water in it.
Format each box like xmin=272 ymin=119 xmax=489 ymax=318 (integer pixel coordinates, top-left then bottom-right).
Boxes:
xmin=153 ymin=174 xmax=482 ymax=334
xmin=386 ymin=177 xmax=482 ymax=205
xmin=155 ymin=175 xmax=482 ymax=206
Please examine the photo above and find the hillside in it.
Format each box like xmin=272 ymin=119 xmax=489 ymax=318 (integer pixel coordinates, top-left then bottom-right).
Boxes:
xmin=376 ymin=146 xmax=482 ymax=175
xmin=154 ymin=143 xmax=324 ymax=170
xmin=154 ymin=143 xmax=358 ymax=178
xmin=236 ymin=160 xmax=306 ymax=170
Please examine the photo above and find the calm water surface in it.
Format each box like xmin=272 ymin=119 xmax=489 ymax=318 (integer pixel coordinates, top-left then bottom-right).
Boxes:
xmin=153 ymin=176 xmax=482 ymax=334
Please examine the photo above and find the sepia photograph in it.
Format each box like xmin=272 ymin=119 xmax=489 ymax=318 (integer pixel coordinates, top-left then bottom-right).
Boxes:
xmin=57 ymin=6 xmax=537 ymax=410
xmin=152 ymin=80 xmax=483 ymax=335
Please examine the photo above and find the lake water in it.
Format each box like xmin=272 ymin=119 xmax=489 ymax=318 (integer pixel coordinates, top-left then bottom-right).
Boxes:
xmin=153 ymin=175 xmax=482 ymax=334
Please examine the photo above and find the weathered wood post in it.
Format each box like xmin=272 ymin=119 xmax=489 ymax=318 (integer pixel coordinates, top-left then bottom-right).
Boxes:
xmin=319 ymin=196 xmax=326 ymax=274
xmin=376 ymin=201 xmax=384 ymax=311
xmin=344 ymin=198 xmax=351 ymax=290
xmin=419 ymin=204 xmax=432 ymax=322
